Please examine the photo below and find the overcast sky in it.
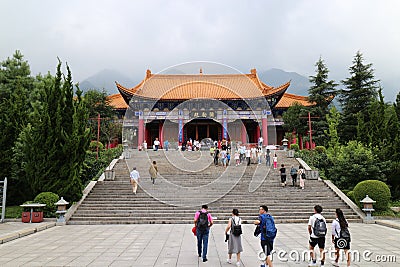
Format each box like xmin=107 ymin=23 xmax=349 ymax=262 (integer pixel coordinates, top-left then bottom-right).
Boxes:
xmin=1 ymin=0 xmax=399 ymax=101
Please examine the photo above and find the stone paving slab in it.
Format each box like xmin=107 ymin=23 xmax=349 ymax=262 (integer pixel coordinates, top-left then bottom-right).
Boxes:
xmin=0 ymin=221 xmax=56 ymax=244
xmin=0 ymin=223 xmax=399 ymax=266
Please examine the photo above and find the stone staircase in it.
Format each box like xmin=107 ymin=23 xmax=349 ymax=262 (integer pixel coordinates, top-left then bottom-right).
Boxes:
xmin=69 ymin=150 xmax=362 ymax=224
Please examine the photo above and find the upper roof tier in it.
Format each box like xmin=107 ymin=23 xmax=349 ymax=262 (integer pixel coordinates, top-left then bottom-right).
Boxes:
xmin=116 ymin=68 xmax=290 ymax=102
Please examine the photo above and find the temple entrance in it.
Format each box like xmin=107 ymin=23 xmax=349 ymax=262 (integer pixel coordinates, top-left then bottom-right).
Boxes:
xmin=184 ymin=119 xmax=221 ymax=141
xmin=145 ymin=120 xmax=160 ymax=146
xmin=244 ymin=120 xmax=259 ymax=143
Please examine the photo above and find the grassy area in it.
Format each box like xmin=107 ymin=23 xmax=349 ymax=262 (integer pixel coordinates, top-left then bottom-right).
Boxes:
xmin=5 ymin=205 xmax=23 ymax=219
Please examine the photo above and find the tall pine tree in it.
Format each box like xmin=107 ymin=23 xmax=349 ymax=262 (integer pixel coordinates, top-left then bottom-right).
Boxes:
xmin=338 ymin=51 xmax=379 ymax=143
xmin=308 ymin=57 xmax=337 ymax=146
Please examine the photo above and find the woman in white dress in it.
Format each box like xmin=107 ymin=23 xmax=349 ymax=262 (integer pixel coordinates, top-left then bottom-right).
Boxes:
xmin=225 ymin=208 xmax=243 ymax=266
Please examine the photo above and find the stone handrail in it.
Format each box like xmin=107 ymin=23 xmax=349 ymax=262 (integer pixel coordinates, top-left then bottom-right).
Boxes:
xmin=323 ymin=180 xmax=366 ymax=222
xmin=65 ymin=156 xmax=121 ymax=223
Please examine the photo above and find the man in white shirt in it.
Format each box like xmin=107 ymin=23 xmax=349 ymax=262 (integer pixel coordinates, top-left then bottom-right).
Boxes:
xmin=307 ymin=205 xmax=327 ymax=267
xmin=130 ymin=167 xmax=140 ymax=194
xmin=154 ymin=138 xmax=160 ymax=151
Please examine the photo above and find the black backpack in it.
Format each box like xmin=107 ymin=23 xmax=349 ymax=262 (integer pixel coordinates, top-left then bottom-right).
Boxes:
xmin=197 ymin=211 xmax=209 ymax=231
xmin=313 ymin=217 xmax=327 ymax=237
xmin=336 ymin=226 xmax=351 ymax=241
xmin=231 ymin=217 xmax=242 ymax=236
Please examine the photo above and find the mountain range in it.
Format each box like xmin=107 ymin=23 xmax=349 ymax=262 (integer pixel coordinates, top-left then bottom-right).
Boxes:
xmin=78 ymin=68 xmax=311 ymax=96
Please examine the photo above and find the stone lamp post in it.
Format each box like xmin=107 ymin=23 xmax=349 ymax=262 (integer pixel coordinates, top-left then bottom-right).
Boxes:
xmin=55 ymin=197 xmax=69 ymax=225
xmin=104 ymin=167 xmax=115 ymax=181
xmin=282 ymin=138 xmax=288 ymax=151
xmin=360 ymin=195 xmax=376 ymax=223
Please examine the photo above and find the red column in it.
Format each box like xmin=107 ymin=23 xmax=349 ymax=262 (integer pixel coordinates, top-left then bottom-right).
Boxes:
xmin=138 ymin=118 xmax=144 ymax=148
xmin=241 ymin=122 xmax=247 ymax=144
xmin=159 ymin=121 xmax=164 ymax=147
xmin=262 ymin=118 xmax=268 ymax=146
xmin=256 ymin=125 xmax=260 ymax=144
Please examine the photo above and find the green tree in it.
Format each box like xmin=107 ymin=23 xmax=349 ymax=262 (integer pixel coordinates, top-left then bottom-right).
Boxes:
xmin=12 ymin=61 xmax=90 ymax=202
xmin=308 ymin=57 xmax=337 ymax=146
xmin=394 ymin=91 xmax=400 ymax=121
xmin=83 ymin=89 xmax=118 ymax=145
xmin=325 ymin=106 xmax=341 ymax=158
xmin=0 ymin=51 xmax=34 ymax=202
xmin=282 ymin=102 xmax=308 ymax=141
xmin=327 ymin=141 xmax=387 ymax=190
xmin=338 ymin=51 xmax=379 ymax=143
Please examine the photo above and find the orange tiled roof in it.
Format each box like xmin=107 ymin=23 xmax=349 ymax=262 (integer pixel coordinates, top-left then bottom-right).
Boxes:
xmin=116 ymin=69 xmax=290 ymax=101
xmin=275 ymin=93 xmax=312 ymax=109
xmin=108 ymin=93 xmax=128 ymax=109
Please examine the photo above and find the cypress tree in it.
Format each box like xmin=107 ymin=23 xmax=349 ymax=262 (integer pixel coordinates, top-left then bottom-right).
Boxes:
xmin=13 ymin=61 xmax=90 ymax=202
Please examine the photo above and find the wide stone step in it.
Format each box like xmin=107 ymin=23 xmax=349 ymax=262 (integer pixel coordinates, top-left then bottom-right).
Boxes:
xmin=69 ymin=151 xmax=362 ymax=224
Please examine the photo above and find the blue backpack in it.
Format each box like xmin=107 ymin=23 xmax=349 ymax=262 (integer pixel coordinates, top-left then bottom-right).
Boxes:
xmin=262 ymin=214 xmax=277 ymax=240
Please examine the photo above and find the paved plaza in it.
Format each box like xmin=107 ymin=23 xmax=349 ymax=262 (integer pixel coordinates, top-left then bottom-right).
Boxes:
xmin=0 ymin=223 xmax=399 ymax=266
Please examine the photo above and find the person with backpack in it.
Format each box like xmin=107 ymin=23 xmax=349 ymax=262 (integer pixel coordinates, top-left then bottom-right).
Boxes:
xmin=194 ymin=205 xmax=213 ymax=262
xmin=254 ymin=205 xmax=277 ymax=267
xmin=308 ymin=205 xmax=327 ymax=267
xmin=298 ymin=165 xmax=306 ymax=189
xmin=224 ymin=208 xmax=243 ymax=266
xmin=265 ymin=149 xmax=271 ymax=166
xmin=279 ymin=164 xmax=287 ymax=187
xmin=331 ymin=208 xmax=351 ymax=267
xmin=290 ymin=165 xmax=297 ymax=187
xmin=149 ymin=161 xmax=158 ymax=185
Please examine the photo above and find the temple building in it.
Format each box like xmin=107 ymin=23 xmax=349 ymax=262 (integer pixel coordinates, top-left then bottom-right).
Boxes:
xmin=108 ymin=68 xmax=312 ymax=148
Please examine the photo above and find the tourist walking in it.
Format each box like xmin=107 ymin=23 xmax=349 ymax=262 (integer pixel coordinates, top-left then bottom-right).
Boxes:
xmin=290 ymin=165 xmax=298 ymax=187
xmin=258 ymin=136 xmax=263 ymax=148
xmin=163 ymin=139 xmax=169 ymax=151
xmin=331 ymin=208 xmax=351 ymax=267
xmin=234 ymin=151 xmax=240 ymax=166
xmin=298 ymin=166 xmax=305 ymax=189
xmin=214 ymin=148 xmax=220 ymax=166
xmin=194 ymin=205 xmax=213 ymax=262
xmin=225 ymin=208 xmax=243 ymax=266
xmin=153 ymin=137 xmax=160 ymax=151
xmin=257 ymin=147 xmax=262 ymax=164
xmin=279 ymin=164 xmax=286 ymax=187
xmin=143 ymin=140 xmax=147 ymax=151
xmin=272 ymin=154 xmax=278 ymax=169
xmin=245 ymin=147 xmax=251 ymax=166
xmin=149 ymin=161 xmax=158 ymax=185
xmin=265 ymin=149 xmax=271 ymax=166
xmin=129 ymin=167 xmax=140 ymax=194
xmin=254 ymin=205 xmax=276 ymax=267
xmin=221 ymin=149 xmax=227 ymax=168
xmin=308 ymin=205 xmax=327 ymax=267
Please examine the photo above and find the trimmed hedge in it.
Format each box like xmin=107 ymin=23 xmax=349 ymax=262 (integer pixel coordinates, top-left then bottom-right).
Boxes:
xmin=34 ymin=192 xmax=59 ymax=218
xmin=290 ymin=144 xmax=299 ymax=151
xmin=353 ymin=180 xmax=391 ymax=212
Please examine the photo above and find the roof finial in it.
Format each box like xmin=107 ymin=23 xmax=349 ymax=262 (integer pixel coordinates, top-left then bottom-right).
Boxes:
xmin=250 ymin=68 xmax=257 ymax=75
xmin=146 ymin=69 xmax=151 ymax=79
xmin=199 ymin=68 xmax=203 ymax=75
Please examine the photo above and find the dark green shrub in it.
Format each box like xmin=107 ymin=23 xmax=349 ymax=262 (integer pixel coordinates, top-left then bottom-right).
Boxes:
xmin=314 ymin=146 xmax=326 ymax=153
xmin=89 ymin=141 xmax=104 ymax=152
xmin=34 ymin=192 xmax=59 ymax=218
xmin=346 ymin=191 xmax=355 ymax=203
xmin=290 ymin=144 xmax=299 ymax=151
xmin=353 ymin=180 xmax=391 ymax=212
